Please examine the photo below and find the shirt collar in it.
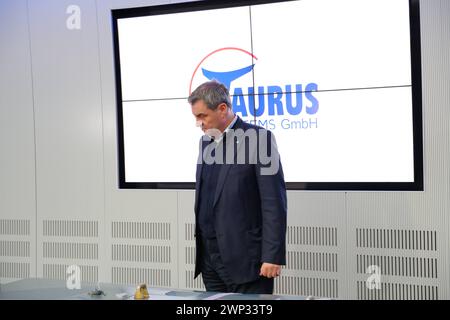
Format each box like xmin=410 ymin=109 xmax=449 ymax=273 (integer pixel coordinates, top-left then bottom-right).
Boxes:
xmin=215 ymin=114 xmax=237 ymax=144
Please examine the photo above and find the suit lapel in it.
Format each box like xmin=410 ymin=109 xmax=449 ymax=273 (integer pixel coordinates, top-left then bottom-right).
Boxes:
xmin=212 ymin=117 xmax=246 ymax=208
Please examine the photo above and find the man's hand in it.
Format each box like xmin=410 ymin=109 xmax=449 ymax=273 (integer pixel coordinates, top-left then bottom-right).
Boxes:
xmin=259 ymin=263 xmax=281 ymax=278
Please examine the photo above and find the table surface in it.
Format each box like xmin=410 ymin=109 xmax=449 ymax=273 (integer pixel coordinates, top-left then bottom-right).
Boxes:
xmin=0 ymin=278 xmax=310 ymax=300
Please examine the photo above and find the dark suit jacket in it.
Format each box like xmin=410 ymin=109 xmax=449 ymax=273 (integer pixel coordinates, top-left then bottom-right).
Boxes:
xmin=194 ymin=116 xmax=287 ymax=284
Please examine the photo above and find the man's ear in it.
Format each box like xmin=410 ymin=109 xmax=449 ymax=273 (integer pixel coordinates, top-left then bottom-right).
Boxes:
xmin=218 ymin=103 xmax=228 ymax=114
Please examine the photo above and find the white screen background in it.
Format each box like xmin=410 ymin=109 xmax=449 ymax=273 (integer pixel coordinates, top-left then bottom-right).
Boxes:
xmin=115 ymin=0 xmax=415 ymax=184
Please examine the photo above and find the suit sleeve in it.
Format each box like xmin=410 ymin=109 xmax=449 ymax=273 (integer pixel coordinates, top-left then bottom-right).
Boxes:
xmin=255 ymin=129 xmax=287 ymax=265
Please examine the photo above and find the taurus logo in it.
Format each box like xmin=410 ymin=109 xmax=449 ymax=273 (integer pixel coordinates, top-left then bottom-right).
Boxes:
xmin=189 ymin=47 xmax=257 ymax=94
xmin=202 ymin=64 xmax=254 ymax=90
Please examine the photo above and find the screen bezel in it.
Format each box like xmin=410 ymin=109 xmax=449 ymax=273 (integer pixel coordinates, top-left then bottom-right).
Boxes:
xmin=111 ymin=0 xmax=423 ymax=191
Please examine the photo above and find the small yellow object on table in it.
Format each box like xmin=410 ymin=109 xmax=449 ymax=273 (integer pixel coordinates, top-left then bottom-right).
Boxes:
xmin=134 ymin=283 xmax=150 ymax=300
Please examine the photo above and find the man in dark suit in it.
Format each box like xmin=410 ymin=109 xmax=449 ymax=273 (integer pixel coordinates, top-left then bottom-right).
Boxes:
xmin=188 ymin=80 xmax=287 ymax=294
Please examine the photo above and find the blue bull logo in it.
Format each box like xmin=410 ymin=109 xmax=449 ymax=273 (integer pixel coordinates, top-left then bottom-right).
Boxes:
xmin=202 ymin=64 xmax=254 ymax=89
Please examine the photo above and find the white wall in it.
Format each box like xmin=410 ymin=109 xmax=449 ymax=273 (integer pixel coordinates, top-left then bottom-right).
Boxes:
xmin=0 ymin=0 xmax=448 ymax=299
xmin=0 ymin=0 xmax=36 ymax=283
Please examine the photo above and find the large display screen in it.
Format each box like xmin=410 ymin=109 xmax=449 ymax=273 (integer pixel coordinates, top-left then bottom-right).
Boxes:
xmin=112 ymin=0 xmax=423 ymax=190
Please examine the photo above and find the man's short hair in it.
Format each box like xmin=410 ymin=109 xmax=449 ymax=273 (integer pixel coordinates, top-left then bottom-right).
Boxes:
xmin=188 ymin=80 xmax=232 ymax=110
